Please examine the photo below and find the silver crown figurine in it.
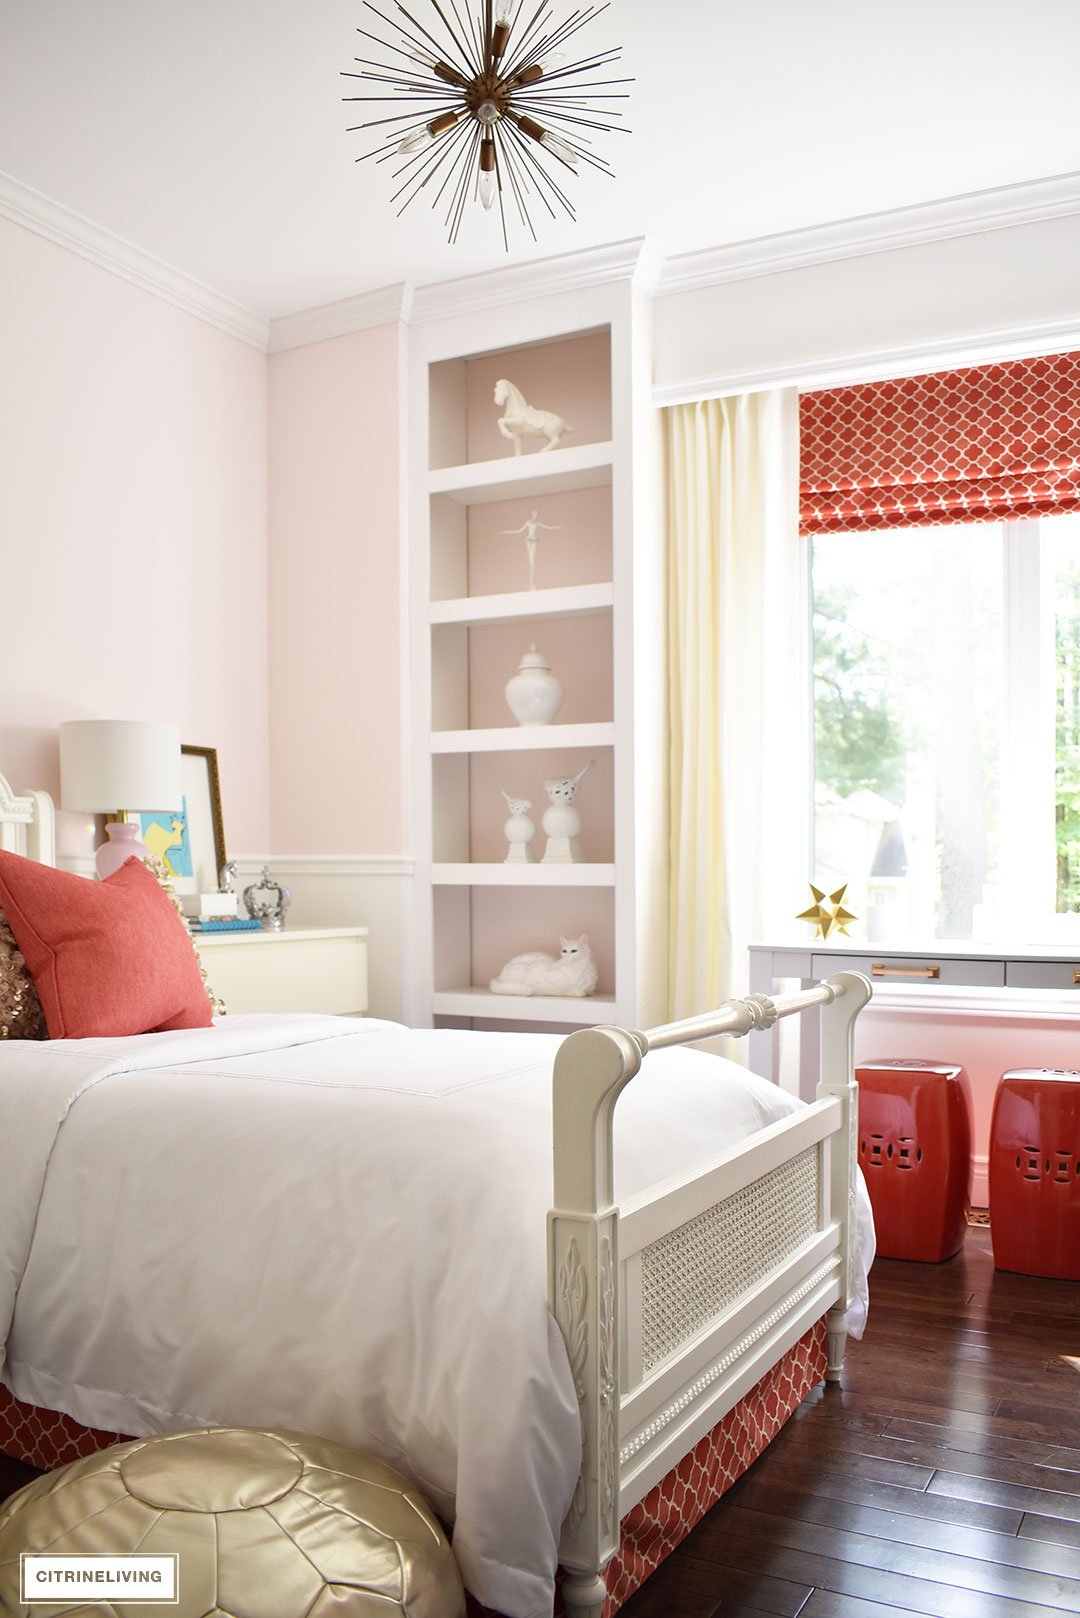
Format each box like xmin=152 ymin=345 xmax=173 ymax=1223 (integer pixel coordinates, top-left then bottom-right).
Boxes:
xmin=243 ymin=865 xmax=291 ymax=931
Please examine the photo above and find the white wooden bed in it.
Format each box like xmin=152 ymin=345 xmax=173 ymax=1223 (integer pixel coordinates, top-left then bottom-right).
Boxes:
xmin=0 ymin=772 xmax=871 ymax=1618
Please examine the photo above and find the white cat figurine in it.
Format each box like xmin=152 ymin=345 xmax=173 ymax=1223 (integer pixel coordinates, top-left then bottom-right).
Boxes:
xmin=489 ymin=934 xmax=598 ymax=997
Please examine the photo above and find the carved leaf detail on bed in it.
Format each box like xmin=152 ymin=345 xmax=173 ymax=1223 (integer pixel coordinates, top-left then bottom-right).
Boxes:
xmin=557 ymin=1236 xmax=590 ymax=1535
xmin=599 ymin=1231 xmax=618 ymax=1540
xmin=558 ymin=1238 xmax=589 ymax=1402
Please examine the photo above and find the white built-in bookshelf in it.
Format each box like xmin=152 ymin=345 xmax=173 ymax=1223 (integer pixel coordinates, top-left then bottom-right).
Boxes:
xmin=408 ymin=254 xmax=666 ymax=1030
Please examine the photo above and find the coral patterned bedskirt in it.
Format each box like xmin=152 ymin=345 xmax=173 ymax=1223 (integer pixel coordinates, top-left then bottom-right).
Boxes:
xmin=1 ymin=1320 xmax=826 ymax=1618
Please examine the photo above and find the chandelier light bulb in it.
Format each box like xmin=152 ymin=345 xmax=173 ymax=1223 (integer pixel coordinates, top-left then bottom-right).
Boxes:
xmin=510 ymin=52 xmax=566 ymax=87
xmin=539 ymin=131 xmax=578 ymax=167
xmin=398 ymin=127 xmax=433 ymax=154
xmin=477 ymin=98 xmax=500 ymax=125
xmin=397 ymin=110 xmax=459 ymax=154
xmin=478 ymin=168 xmax=498 ymax=210
xmin=491 ymin=0 xmax=514 ymax=59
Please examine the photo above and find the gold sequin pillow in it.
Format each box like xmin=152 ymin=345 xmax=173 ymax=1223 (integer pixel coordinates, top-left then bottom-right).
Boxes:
xmin=0 ymin=908 xmax=47 ymax=1040
xmin=145 ymin=856 xmax=227 ymax=1018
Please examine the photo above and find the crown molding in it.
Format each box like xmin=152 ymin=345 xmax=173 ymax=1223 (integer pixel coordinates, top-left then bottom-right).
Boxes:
xmin=409 ymin=237 xmax=656 ymax=325
xmin=9 ymin=161 xmax=1079 ymax=362
xmin=657 ymin=170 xmax=1080 ymax=298
xmin=0 ymin=170 xmax=270 ymax=351
xmin=268 ymin=282 xmax=414 ymax=354
xmin=652 ymin=312 xmax=1080 ymax=407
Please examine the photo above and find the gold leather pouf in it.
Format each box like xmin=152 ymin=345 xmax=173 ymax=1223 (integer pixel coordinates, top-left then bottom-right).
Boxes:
xmin=0 ymin=1427 xmax=466 ymax=1618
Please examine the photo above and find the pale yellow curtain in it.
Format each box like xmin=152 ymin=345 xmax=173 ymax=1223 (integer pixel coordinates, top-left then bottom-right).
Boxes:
xmin=666 ymin=390 xmax=805 ymax=1025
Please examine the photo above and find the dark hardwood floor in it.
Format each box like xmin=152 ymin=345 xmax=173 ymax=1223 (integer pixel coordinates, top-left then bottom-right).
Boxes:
xmin=620 ymin=1227 xmax=1080 ymax=1618
xmin=2 ymin=1229 xmax=1078 ymax=1616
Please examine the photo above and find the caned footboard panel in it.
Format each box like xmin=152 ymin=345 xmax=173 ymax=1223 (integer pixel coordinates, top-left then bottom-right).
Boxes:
xmin=636 ymin=1144 xmax=819 ymax=1375
xmin=615 ymin=1097 xmax=845 ymax=1510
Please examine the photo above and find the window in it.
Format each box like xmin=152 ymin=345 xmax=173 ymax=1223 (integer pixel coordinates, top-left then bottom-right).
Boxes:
xmin=811 ymin=511 xmax=1080 ymax=943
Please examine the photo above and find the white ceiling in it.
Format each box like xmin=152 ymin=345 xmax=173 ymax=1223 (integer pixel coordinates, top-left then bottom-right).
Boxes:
xmin=3 ymin=0 xmax=1080 ymax=321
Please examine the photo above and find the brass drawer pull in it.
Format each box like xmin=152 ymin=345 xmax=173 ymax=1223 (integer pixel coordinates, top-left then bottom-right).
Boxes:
xmin=871 ymin=962 xmax=941 ymax=980
xmin=1072 ymin=970 xmax=1080 ymax=984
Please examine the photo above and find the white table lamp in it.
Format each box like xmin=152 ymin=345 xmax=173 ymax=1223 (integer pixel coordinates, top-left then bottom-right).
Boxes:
xmin=59 ymin=720 xmax=183 ymax=880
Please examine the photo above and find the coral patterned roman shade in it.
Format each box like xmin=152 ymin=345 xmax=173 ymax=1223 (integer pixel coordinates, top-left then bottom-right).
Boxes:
xmin=800 ymin=350 xmax=1080 ymax=536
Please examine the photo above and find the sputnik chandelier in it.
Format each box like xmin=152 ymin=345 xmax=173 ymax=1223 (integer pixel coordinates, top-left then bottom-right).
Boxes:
xmin=342 ymin=1 xmax=630 ymax=246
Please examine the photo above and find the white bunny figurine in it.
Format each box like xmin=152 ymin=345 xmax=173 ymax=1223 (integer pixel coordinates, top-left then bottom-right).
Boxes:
xmin=501 ymin=789 xmax=537 ymax=864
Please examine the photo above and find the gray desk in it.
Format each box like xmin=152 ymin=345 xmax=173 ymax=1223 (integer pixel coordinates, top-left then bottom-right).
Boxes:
xmin=748 ymin=938 xmax=1080 ymax=1098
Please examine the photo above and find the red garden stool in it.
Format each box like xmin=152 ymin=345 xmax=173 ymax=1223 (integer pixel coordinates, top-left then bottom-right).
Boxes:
xmin=989 ymin=1069 xmax=1080 ymax=1281
xmin=855 ymin=1060 xmax=973 ymax=1262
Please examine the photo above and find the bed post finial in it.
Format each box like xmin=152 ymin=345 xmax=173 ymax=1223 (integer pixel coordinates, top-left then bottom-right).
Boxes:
xmin=562 ymin=1571 xmax=607 ymax=1618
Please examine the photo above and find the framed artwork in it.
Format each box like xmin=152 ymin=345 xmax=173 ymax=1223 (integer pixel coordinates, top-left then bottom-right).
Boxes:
xmin=133 ymin=745 xmax=226 ymax=898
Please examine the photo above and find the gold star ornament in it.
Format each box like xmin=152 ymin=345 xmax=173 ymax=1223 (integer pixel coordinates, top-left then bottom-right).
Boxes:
xmin=796 ymin=883 xmax=857 ymax=940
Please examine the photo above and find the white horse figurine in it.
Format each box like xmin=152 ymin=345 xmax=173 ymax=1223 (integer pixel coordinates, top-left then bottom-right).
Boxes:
xmin=493 ymin=378 xmax=571 ymax=455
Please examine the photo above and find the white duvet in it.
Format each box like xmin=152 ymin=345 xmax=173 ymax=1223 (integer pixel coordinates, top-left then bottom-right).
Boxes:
xmin=0 ymin=1014 xmax=873 ymax=1618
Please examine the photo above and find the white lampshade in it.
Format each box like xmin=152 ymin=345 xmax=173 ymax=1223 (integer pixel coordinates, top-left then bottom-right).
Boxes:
xmin=59 ymin=721 xmax=184 ymax=880
xmin=59 ymin=721 xmax=182 ymax=814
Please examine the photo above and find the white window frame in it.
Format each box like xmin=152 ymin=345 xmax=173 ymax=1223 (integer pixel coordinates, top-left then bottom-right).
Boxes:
xmin=809 ymin=514 xmax=1076 ymax=946
xmin=1000 ymin=519 xmax=1056 ymax=934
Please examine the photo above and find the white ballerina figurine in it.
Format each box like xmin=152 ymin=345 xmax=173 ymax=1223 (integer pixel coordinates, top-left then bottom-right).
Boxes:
xmin=501 ymin=790 xmax=536 ymax=864
xmin=493 ymin=378 xmax=571 ymax=455
xmin=499 ymin=509 xmax=562 ymax=589
xmin=541 ymin=759 xmax=596 ymax=864
xmin=489 ymin=934 xmax=598 ymax=997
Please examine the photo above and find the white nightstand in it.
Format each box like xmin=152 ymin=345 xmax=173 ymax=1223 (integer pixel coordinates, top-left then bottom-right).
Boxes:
xmin=194 ymin=926 xmax=368 ymax=1016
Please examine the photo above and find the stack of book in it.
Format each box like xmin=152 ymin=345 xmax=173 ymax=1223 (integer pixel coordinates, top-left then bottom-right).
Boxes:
xmin=188 ymin=917 xmax=263 ymax=934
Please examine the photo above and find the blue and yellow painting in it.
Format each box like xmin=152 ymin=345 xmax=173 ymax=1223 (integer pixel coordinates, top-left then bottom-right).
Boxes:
xmin=137 ymin=799 xmax=193 ymax=879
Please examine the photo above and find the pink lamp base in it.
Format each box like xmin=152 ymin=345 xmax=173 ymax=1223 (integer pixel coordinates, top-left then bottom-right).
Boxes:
xmin=96 ymin=821 xmax=150 ymax=881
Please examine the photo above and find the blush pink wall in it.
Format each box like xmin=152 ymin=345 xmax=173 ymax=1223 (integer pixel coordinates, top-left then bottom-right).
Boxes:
xmin=0 ymin=217 xmax=270 ymax=857
xmin=267 ymin=325 xmax=404 ymax=854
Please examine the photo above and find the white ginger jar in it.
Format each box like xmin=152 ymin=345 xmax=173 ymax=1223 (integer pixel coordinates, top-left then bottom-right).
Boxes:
xmin=504 ymin=644 xmax=563 ymax=726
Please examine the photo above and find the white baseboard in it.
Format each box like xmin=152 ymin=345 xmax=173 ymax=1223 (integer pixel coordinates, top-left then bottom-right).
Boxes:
xmin=970 ymin=1154 xmax=990 ymax=1212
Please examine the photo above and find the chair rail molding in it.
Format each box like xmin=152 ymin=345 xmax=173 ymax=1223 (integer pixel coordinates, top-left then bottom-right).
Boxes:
xmin=228 ymin=855 xmax=413 ymax=1025
xmin=231 ymin=855 xmax=414 ymax=879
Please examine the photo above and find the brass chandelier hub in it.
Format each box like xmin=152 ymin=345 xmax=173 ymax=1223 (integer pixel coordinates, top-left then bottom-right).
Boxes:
xmin=464 ymin=74 xmax=511 ymax=122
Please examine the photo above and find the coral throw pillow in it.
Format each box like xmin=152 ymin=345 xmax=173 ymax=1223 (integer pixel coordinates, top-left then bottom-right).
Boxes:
xmin=0 ymin=851 xmax=213 ymax=1039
